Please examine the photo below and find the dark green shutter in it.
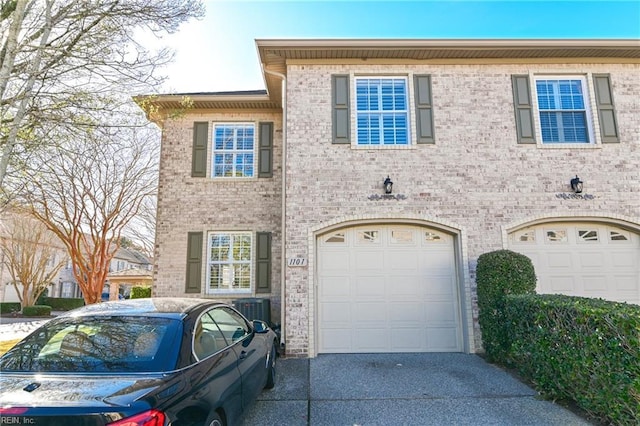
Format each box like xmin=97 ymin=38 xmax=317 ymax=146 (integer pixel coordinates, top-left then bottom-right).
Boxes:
xmin=255 ymin=232 xmax=271 ymax=293
xmin=332 ymin=75 xmax=350 ymax=144
xmin=192 ymin=122 xmax=208 ymax=177
xmin=185 ymin=232 xmax=203 ymax=293
xmin=258 ymin=122 xmax=273 ymax=177
xmin=593 ymin=74 xmax=619 ymax=143
xmin=414 ymin=75 xmax=435 ymax=144
xmin=511 ymin=75 xmax=536 ymax=144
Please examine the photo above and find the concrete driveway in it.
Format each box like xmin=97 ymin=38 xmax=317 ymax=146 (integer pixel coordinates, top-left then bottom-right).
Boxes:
xmin=241 ymin=353 xmax=594 ymax=426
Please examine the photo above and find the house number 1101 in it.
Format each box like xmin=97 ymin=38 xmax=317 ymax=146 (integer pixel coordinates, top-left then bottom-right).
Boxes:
xmin=287 ymin=258 xmax=307 ymax=267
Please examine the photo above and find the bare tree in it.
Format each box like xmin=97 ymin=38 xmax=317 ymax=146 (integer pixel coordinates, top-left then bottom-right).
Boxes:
xmin=0 ymin=208 xmax=66 ymax=307
xmin=22 ymin=123 xmax=159 ymax=305
xmin=0 ymin=0 xmax=204 ymax=190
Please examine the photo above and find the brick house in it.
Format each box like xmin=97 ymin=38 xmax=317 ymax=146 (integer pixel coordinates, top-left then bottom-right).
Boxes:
xmin=139 ymin=39 xmax=640 ymax=357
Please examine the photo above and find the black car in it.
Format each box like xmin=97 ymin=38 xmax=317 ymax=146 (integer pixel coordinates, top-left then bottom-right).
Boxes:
xmin=0 ymin=298 xmax=278 ymax=426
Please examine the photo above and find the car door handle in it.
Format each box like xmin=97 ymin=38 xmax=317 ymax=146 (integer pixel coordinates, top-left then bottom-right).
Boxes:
xmin=239 ymin=351 xmax=247 ymax=359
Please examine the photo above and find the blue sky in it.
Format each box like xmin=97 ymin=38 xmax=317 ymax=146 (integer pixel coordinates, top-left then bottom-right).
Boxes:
xmin=157 ymin=0 xmax=640 ymax=92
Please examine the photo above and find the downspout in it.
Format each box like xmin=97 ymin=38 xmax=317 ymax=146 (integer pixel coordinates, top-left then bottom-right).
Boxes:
xmin=264 ymin=69 xmax=287 ymax=352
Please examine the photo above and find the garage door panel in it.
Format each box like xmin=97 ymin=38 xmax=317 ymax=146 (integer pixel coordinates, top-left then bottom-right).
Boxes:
xmin=319 ymin=251 xmax=350 ymax=271
xmin=355 ymin=251 xmax=385 ymax=271
xmin=391 ymin=276 xmax=423 ymax=298
xmin=392 ymin=329 xmax=424 ymax=351
xmin=355 ymin=276 xmax=385 ymax=299
xmin=547 ymin=252 xmax=573 ymax=268
xmin=321 ymin=329 xmax=352 ymax=353
xmin=509 ymin=222 xmax=639 ymax=305
xmin=611 ymin=252 xmax=636 ymax=267
xmin=318 ymin=225 xmax=462 ymax=353
xmin=616 ymin=275 xmax=639 ymax=291
xmin=354 ymin=329 xmax=389 ymax=352
xmin=388 ymin=302 xmax=426 ymax=323
xmin=420 ymin=251 xmax=455 ymax=272
xmin=353 ymin=302 xmax=387 ymax=323
xmin=320 ymin=302 xmax=351 ymax=324
xmin=579 ymin=253 xmax=605 ymax=267
xmin=426 ymin=301 xmax=457 ymax=323
xmin=319 ymin=276 xmax=351 ymax=298
xmin=388 ymin=251 xmax=419 ymax=270
xmin=583 ymin=276 xmax=609 ymax=292
xmin=425 ymin=275 xmax=457 ymax=297
xmin=426 ymin=327 xmax=461 ymax=352
xmin=549 ymin=276 xmax=575 ymax=292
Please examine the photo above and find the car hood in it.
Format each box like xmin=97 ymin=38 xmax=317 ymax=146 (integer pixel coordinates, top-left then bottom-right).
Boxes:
xmin=0 ymin=373 xmax=168 ymax=408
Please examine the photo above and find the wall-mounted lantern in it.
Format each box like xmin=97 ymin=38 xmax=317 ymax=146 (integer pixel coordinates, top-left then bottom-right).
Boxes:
xmin=383 ymin=176 xmax=393 ymax=194
xmin=570 ymin=175 xmax=583 ymax=194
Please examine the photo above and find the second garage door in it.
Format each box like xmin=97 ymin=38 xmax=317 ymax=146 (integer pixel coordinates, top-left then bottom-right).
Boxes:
xmin=317 ymin=224 xmax=462 ymax=353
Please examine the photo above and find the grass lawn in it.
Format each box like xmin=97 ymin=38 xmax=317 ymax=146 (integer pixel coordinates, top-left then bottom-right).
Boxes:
xmin=0 ymin=339 xmax=20 ymax=355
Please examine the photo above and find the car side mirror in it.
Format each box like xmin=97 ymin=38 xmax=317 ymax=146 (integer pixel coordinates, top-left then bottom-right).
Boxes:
xmin=252 ymin=320 xmax=270 ymax=334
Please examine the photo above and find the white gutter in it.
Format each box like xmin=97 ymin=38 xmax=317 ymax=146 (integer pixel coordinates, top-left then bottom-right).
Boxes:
xmin=263 ymin=68 xmax=287 ymax=351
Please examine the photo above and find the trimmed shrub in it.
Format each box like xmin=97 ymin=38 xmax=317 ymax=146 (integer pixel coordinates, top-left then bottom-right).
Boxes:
xmin=41 ymin=297 xmax=85 ymax=311
xmin=476 ymin=249 xmax=536 ymax=362
xmin=22 ymin=305 xmax=52 ymax=317
xmin=505 ymin=294 xmax=639 ymax=425
xmin=130 ymin=286 xmax=151 ymax=299
xmin=0 ymin=302 xmax=21 ymax=315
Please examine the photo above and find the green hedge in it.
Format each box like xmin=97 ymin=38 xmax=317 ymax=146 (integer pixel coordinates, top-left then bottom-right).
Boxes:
xmin=41 ymin=297 xmax=85 ymax=311
xmin=0 ymin=302 xmax=21 ymax=315
xmin=505 ymin=294 xmax=640 ymax=425
xmin=22 ymin=305 xmax=52 ymax=317
xmin=130 ymin=286 xmax=151 ymax=299
xmin=476 ymin=249 xmax=536 ymax=361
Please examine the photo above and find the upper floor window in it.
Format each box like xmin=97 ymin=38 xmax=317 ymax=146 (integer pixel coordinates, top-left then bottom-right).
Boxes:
xmin=212 ymin=124 xmax=255 ymax=178
xmin=534 ymin=77 xmax=593 ymax=144
xmin=355 ymin=77 xmax=409 ymax=145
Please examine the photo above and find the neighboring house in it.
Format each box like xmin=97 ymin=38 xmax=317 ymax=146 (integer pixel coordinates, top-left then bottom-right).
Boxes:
xmin=139 ymin=39 xmax=640 ymax=357
xmin=39 ymin=246 xmax=152 ymax=301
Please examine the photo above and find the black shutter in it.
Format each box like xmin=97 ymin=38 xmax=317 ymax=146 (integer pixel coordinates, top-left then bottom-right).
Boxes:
xmin=185 ymin=232 xmax=203 ymax=294
xmin=255 ymin=232 xmax=272 ymax=293
xmin=511 ymin=75 xmax=536 ymax=144
xmin=192 ymin=122 xmax=208 ymax=177
xmin=593 ymin=74 xmax=619 ymax=143
xmin=414 ymin=75 xmax=435 ymax=144
xmin=332 ymin=75 xmax=350 ymax=144
xmin=258 ymin=122 xmax=273 ymax=177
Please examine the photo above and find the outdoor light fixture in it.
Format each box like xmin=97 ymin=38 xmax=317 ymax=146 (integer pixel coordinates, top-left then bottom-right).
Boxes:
xmin=570 ymin=175 xmax=583 ymax=194
xmin=383 ymin=176 xmax=393 ymax=194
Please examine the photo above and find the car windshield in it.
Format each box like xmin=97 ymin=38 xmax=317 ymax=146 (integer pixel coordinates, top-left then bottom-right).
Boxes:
xmin=0 ymin=316 xmax=182 ymax=373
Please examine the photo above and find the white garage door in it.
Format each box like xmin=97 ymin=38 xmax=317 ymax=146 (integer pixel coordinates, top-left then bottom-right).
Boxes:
xmin=317 ymin=225 xmax=462 ymax=353
xmin=509 ymin=223 xmax=640 ymax=304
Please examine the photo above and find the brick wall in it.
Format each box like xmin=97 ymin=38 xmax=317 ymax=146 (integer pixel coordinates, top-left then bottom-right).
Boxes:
xmin=283 ymin=62 xmax=639 ymax=355
xmin=154 ymin=111 xmax=283 ymax=323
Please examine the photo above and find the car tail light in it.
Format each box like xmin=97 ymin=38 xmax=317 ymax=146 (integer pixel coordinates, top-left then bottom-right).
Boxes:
xmin=107 ymin=409 xmax=166 ymax=426
xmin=0 ymin=407 xmax=29 ymax=415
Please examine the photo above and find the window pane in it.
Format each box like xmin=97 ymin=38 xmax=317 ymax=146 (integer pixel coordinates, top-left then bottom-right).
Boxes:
xmin=355 ymin=77 xmax=409 ymax=146
xmin=536 ymin=78 xmax=590 ymax=144
xmin=212 ymin=124 xmax=255 ymax=177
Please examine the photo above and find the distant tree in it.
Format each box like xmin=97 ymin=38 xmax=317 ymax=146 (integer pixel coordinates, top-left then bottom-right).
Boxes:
xmin=22 ymin=125 xmax=158 ymax=305
xmin=0 ymin=209 xmax=66 ymax=307
xmin=0 ymin=0 xmax=204 ymax=191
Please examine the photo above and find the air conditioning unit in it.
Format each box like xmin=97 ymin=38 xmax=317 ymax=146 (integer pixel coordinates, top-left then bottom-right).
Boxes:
xmin=233 ymin=298 xmax=271 ymax=325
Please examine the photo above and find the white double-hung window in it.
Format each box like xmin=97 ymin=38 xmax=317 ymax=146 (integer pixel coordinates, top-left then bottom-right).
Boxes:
xmin=212 ymin=124 xmax=255 ymax=177
xmin=207 ymin=232 xmax=252 ymax=294
xmin=534 ymin=77 xmax=593 ymax=144
xmin=356 ymin=77 xmax=409 ymax=145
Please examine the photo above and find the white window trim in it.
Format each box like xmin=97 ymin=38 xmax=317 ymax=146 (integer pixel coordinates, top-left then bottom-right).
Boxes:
xmin=206 ymin=231 xmax=253 ymax=295
xmin=352 ymin=76 xmax=412 ymax=149
xmin=531 ymin=74 xmax=597 ymax=148
xmin=211 ymin=122 xmax=257 ymax=179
